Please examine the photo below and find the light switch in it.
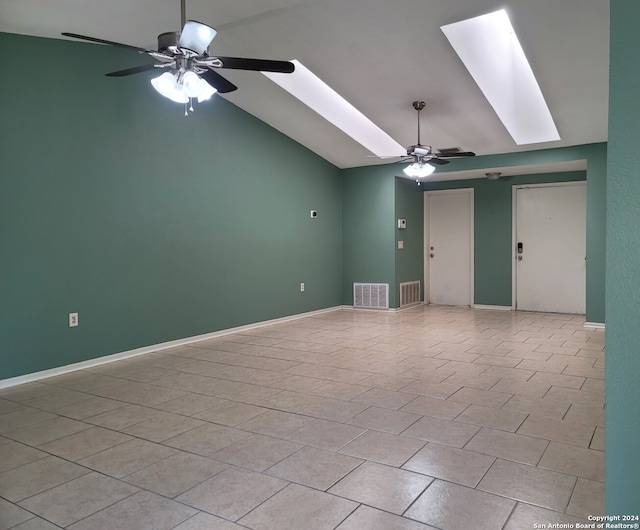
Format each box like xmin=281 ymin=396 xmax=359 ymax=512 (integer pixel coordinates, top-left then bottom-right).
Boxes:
xmin=397 ymin=240 xmax=404 ymax=249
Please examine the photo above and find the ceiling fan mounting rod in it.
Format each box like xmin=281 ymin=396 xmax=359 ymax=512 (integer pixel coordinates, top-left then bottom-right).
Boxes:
xmin=412 ymin=100 xmax=426 ymax=146
xmin=180 ymin=0 xmax=186 ymax=29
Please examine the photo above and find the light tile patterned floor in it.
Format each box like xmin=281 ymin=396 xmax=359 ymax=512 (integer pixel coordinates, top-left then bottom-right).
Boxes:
xmin=0 ymin=306 xmax=605 ymax=529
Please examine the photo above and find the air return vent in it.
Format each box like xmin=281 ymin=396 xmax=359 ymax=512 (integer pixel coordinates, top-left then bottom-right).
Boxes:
xmin=353 ymin=283 xmax=389 ymax=309
xmin=400 ymin=281 xmax=421 ymax=307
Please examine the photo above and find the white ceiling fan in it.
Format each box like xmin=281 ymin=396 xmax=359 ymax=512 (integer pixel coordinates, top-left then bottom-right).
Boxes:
xmin=62 ymin=0 xmax=295 ymax=114
xmin=373 ymin=101 xmax=476 ymax=181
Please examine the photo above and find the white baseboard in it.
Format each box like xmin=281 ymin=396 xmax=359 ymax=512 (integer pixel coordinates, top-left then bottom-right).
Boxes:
xmin=0 ymin=306 xmax=343 ymax=390
xmin=584 ymin=322 xmax=605 ymax=330
xmin=472 ymin=304 xmax=513 ymax=311
xmin=342 ymin=302 xmax=424 ymax=313
xmin=393 ymin=302 xmax=425 ymax=312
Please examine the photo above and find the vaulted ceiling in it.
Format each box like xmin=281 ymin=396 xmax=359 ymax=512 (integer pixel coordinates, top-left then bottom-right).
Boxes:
xmin=0 ymin=0 xmax=609 ymax=170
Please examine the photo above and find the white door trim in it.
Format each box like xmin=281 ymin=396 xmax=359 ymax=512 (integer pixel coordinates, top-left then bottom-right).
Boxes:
xmin=424 ymin=188 xmax=474 ymax=306
xmin=511 ymin=181 xmax=586 ymax=311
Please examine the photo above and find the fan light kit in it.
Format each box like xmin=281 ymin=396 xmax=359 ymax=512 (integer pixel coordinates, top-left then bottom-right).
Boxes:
xmin=372 ymin=101 xmax=476 ymax=184
xmin=62 ymin=0 xmax=294 ymax=115
xmin=151 ymin=69 xmax=217 ymax=104
xmin=403 ymin=162 xmax=435 ymax=178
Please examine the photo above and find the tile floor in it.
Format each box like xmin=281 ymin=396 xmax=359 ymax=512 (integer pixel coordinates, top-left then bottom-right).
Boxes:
xmin=0 ymin=306 xmax=605 ymax=529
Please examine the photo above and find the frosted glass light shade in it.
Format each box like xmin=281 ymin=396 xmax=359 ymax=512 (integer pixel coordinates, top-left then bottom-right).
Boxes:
xmin=403 ymin=162 xmax=435 ymax=178
xmin=196 ymin=79 xmax=217 ymax=102
xmin=151 ymin=72 xmax=188 ymax=103
xmin=151 ymin=71 xmax=217 ymax=104
xmin=182 ymin=71 xmax=202 ymax=98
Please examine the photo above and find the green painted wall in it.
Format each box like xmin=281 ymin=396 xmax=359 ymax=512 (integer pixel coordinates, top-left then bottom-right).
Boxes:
xmin=584 ymin=145 xmax=607 ymax=324
xmin=341 ymin=166 xmax=396 ymax=306
xmin=429 ymin=143 xmax=607 ymax=322
xmin=341 ymin=144 xmax=605 ymax=321
xmin=0 ymin=33 xmax=609 ymax=388
xmin=422 ymin=171 xmax=587 ymax=308
xmin=0 ymin=33 xmax=342 ymax=380
xmin=606 ymin=0 xmax=640 ymax=512
xmin=394 ymin=178 xmax=424 ymax=307
xmin=340 ymin=170 xmax=424 ymax=309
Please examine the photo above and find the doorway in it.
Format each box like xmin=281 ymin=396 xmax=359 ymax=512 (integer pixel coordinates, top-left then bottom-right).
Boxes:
xmin=425 ymin=189 xmax=474 ymax=306
xmin=513 ymin=182 xmax=586 ymax=314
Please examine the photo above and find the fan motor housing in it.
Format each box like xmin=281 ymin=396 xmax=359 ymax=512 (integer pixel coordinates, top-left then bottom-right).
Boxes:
xmin=158 ymin=31 xmax=181 ymax=52
xmin=407 ymin=145 xmax=432 ymax=156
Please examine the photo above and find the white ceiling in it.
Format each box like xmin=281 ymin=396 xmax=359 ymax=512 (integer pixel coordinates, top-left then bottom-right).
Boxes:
xmin=0 ymin=0 xmax=609 ymax=170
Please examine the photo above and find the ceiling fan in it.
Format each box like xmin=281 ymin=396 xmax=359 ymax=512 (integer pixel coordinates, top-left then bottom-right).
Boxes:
xmin=62 ymin=0 xmax=294 ymax=114
xmin=374 ymin=101 xmax=475 ymax=181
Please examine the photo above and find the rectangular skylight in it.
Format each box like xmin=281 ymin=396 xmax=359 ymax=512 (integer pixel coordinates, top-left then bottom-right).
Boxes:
xmin=441 ymin=9 xmax=560 ymax=145
xmin=263 ymin=60 xmax=405 ymax=157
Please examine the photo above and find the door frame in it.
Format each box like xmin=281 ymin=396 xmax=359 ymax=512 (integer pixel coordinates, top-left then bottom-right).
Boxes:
xmin=511 ymin=181 xmax=587 ymax=311
xmin=424 ymin=188 xmax=474 ymax=305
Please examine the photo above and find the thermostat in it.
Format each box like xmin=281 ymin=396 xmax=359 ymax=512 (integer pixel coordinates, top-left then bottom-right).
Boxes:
xmin=397 ymin=218 xmax=407 ymax=229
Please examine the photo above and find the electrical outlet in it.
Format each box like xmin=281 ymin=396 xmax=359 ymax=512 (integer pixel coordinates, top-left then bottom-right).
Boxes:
xmin=300 ymin=282 xmax=305 ymax=292
xmin=69 ymin=312 xmax=79 ymax=327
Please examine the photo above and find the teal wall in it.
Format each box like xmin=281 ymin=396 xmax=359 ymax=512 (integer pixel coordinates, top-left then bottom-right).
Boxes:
xmin=341 ymin=144 xmax=605 ymax=321
xmin=341 ymin=166 xmax=396 ymax=306
xmin=422 ymin=171 xmax=587 ymax=308
xmin=606 ymin=0 xmax=640 ymax=513
xmin=394 ymin=178 xmax=424 ymax=307
xmin=0 ymin=33 xmax=342 ymax=380
xmin=0 ymin=33 xmax=609 ymax=391
xmin=340 ymin=170 xmax=424 ymax=309
xmin=427 ymin=144 xmax=607 ymax=323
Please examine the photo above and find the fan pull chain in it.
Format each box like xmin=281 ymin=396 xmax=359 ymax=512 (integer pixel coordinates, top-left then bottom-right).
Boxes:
xmin=184 ymin=101 xmax=188 ymax=117
xmin=189 ymin=98 xmax=194 ymax=113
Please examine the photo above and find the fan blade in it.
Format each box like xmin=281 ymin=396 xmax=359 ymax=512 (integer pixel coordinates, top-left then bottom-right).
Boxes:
xmin=216 ymin=57 xmax=295 ymax=73
xmin=429 ymin=158 xmax=450 ymax=165
xmin=178 ymin=20 xmax=217 ymax=55
xmin=366 ymin=155 xmax=405 ymax=159
xmin=435 ymin=151 xmax=476 ymax=158
xmin=106 ymin=63 xmax=164 ymax=77
xmin=200 ymin=69 xmax=238 ymax=93
xmin=62 ymin=32 xmax=148 ymax=53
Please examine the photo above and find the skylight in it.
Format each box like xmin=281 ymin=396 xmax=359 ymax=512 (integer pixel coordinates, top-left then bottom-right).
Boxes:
xmin=263 ymin=60 xmax=405 ymax=157
xmin=441 ymin=9 xmax=560 ymax=145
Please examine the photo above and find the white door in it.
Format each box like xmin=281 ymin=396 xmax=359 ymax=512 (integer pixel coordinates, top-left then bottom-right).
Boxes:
xmin=514 ymin=183 xmax=586 ymax=314
xmin=425 ymin=189 xmax=473 ymax=306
